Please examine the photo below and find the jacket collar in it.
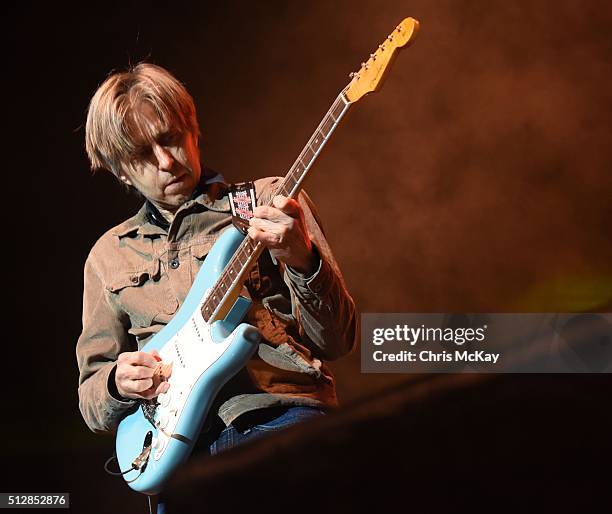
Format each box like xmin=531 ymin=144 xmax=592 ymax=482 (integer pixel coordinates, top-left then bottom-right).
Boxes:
xmin=112 ymin=169 xmax=230 ymax=239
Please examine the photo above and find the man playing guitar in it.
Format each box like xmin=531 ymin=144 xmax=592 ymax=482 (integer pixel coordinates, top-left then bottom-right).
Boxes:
xmin=76 ymin=62 xmax=357 ymax=510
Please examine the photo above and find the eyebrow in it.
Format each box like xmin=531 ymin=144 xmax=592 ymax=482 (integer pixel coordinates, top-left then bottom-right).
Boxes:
xmin=155 ymin=130 xmax=182 ymax=143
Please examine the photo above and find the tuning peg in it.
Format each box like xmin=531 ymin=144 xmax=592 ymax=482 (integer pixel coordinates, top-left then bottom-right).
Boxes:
xmin=378 ymin=44 xmax=386 ymax=51
xmin=387 ymin=35 xmax=394 ymax=41
xmin=370 ymin=53 xmax=377 ymax=60
xmin=349 ymin=71 xmax=358 ymax=78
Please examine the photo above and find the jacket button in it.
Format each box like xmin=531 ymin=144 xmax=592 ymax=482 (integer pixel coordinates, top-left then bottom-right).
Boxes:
xmin=170 ymin=258 xmax=180 ymax=269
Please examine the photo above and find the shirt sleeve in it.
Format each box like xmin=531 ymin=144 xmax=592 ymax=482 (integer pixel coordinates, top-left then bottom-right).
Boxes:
xmin=75 ymin=252 xmax=137 ymax=434
xmin=282 ymin=189 xmax=358 ymax=361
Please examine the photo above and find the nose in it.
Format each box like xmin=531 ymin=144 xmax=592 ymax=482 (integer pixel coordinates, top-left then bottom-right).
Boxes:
xmin=153 ymin=144 xmax=175 ymax=172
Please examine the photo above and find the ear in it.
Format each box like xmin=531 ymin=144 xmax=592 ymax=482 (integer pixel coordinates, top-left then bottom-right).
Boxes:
xmin=120 ymin=174 xmax=133 ymax=186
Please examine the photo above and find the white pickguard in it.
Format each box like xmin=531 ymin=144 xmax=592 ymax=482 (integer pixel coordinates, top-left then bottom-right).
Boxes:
xmin=151 ymin=302 xmax=232 ymax=460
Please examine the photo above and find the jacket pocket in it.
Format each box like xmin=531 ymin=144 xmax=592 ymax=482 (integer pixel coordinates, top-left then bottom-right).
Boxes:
xmin=257 ymin=342 xmax=323 ymax=379
xmin=107 ymin=267 xmax=178 ymax=329
xmin=190 ymin=236 xmax=219 ymax=283
xmin=190 ymin=235 xmax=218 ymax=261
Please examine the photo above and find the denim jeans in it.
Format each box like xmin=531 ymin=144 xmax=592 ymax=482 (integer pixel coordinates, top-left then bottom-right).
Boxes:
xmin=208 ymin=405 xmax=326 ymax=455
xmin=155 ymin=405 xmax=326 ymax=513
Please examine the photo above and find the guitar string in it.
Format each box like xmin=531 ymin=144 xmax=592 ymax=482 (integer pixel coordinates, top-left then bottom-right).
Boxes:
xmin=200 ymin=93 xmax=348 ymax=321
xmin=200 ymin=92 xmax=350 ymax=322
xmin=204 ymin=92 xmax=349 ymax=314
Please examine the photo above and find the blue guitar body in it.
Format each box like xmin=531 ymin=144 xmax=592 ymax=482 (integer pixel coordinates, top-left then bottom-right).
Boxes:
xmin=115 ymin=226 xmax=261 ymax=494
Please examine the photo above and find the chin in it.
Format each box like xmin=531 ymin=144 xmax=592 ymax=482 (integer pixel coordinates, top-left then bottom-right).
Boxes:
xmin=170 ymin=193 xmax=191 ymax=207
xmin=165 ymin=182 xmax=196 ymax=203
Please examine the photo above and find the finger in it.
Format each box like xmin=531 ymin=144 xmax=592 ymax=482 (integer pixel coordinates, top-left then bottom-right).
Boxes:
xmin=155 ymin=381 xmax=171 ymax=396
xmin=247 ymin=226 xmax=284 ymax=247
xmin=118 ymin=351 xmax=156 ymax=367
xmin=132 ymin=378 xmax=154 ymax=393
xmin=150 ymin=349 xmax=162 ymax=362
xmin=272 ymin=195 xmax=289 ymax=210
xmin=138 ymin=386 xmax=158 ymax=401
xmin=253 ymin=205 xmax=285 ymax=220
xmin=273 ymin=195 xmax=301 ymax=217
xmin=120 ymin=351 xmax=159 ymax=368
xmin=140 ymin=380 xmax=170 ymax=400
xmin=249 ymin=216 xmax=292 ymax=232
xmin=119 ymin=377 xmax=154 ymax=397
xmin=124 ymin=365 xmax=155 ymax=381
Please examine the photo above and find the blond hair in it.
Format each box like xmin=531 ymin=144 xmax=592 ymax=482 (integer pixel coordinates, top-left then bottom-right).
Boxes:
xmin=85 ymin=63 xmax=199 ymax=177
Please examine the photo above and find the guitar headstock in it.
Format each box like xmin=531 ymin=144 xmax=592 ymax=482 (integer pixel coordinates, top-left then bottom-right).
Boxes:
xmin=345 ymin=17 xmax=419 ymax=103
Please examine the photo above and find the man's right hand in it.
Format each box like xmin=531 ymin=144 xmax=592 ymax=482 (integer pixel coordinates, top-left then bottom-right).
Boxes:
xmin=115 ymin=350 xmax=171 ymax=400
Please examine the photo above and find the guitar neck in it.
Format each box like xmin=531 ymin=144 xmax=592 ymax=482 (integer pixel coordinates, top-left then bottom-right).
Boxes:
xmin=274 ymin=89 xmax=352 ymax=199
xmin=201 ymin=88 xmax=353 ymax=323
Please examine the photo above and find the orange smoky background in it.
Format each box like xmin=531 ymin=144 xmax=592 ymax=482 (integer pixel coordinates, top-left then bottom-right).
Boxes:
xmin=4 ymin=1 xmax=611 ymax=510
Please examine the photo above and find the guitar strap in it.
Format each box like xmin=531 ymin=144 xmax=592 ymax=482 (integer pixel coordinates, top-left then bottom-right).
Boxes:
xmin=228 ymin=180 xmax=272 ymax=300
xmin=228 ymin=181 xmax=257 ymax=235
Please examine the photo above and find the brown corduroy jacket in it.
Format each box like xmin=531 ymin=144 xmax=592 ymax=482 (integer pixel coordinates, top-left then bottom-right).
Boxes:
xmin=76 ymin=176 xmax=357 ymax=434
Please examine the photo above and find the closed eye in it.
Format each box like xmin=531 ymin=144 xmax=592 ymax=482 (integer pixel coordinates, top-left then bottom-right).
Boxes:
xmin=156 ymin=131 xmax=182 ymax=147
xmin=131 ymin=145 xmax=153 ymax=161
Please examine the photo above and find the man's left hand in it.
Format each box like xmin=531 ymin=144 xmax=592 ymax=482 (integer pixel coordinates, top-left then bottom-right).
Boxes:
xmin=248 ymin=195 xmax=318 ymax=275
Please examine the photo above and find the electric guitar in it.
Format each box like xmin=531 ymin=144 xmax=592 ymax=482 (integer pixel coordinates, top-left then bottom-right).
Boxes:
xmin=115 ymin=17 xmax=419 ymax=494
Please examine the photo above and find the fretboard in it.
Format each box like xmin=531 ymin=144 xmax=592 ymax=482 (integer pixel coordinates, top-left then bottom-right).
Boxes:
xmin=201 ymin=90 xmax=352 ymax=323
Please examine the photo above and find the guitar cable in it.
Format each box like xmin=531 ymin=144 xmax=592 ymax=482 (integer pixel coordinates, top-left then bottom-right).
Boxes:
xmin=105 ymin=450 xmax=161 ymax=514
xmin=104 ymin=445 xmax=151 ymax=477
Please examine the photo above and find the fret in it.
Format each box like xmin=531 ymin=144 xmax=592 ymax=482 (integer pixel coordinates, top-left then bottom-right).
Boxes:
xmin=276 ymin=181 xmax=291 ymax=198
xmin=280 ymin=176 xmax=296 ymax=199
xmin=320 ymin=117 xmax=335 ymax=138
xmin=288 ymin=166 xmax=301 ymax=183
xmin=240 ymin=247 xmax=251 ymax=264
xmin=284 ymin=179 xmax=295 ymax=195
xmin=309 ymin=139 xmax=320 ymax=154
xmin=302 ymin=145 xmax=316 ymax=163
xmin=310 ymin=134 xmax=323 ymax=153
xmin=290 ymin=165 xmax=302 ymax=180
xmin=332 ymin=98 xmax=345 ymax=119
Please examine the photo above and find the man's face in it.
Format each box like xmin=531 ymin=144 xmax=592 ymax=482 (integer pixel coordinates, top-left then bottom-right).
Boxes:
xmin=120 ymin=108 xmax=201 ymax=213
